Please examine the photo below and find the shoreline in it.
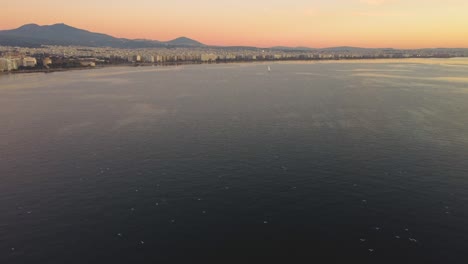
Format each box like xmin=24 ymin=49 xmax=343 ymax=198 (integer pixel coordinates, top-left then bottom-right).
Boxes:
xmin=1 ymin=57 xmax=465 ymax=75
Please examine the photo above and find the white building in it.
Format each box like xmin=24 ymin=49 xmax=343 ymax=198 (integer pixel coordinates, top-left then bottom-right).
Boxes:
xmin=22 ymin=57 xmax=37 ymax=67
xmin=79 ymin=61 xmax=96 ymax=67
xmin=0 ymin=58 xmax=20 ymax=71
xmin=201 ymin=54 xmax=218 ymax=62
xmin=143 ymin=55 xmax=154 ymax=63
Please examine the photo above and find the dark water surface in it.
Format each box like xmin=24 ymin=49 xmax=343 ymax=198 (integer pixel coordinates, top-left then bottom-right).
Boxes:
xmin=1 ymin=59 xmax=468 ymax=263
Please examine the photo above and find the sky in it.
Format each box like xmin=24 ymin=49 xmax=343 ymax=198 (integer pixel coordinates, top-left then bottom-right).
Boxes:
xmin=2 ymin=0 xmax=468 ymax=48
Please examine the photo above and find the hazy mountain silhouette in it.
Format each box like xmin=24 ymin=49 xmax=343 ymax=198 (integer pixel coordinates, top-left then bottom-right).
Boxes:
xmin=166 ymin=37 xmax=204 ymax=46
xmin=0 ymin=23 xmax=205 ymax=48
xmin=2 ymin=23 xmax=466 ymax=52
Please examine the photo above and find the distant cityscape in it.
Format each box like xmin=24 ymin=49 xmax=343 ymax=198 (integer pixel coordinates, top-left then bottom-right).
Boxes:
xmin=2 ymin=45 xmax=468 ymax=73
xmin=1 ymin=23 xmax=468 ymax=73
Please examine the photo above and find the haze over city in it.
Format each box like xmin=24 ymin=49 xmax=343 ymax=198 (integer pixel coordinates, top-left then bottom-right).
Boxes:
xmin=3 ymin=0 xmax=468 ymax=48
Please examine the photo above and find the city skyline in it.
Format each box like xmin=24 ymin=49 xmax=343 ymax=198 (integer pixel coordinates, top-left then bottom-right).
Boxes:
xmin=3 ymin=0 xmax=468 ymax=48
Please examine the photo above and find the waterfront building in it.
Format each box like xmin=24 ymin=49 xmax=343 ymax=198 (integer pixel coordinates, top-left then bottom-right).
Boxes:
xmin=201 ymin=54 xmax=218 ymax=62
xmin=0 ymin=58 xmax=20 ymax=71
xmin=42 ymin=57 xmax=52 ymax=66
xmin=22 ymin=57 xmax=37 ymax=67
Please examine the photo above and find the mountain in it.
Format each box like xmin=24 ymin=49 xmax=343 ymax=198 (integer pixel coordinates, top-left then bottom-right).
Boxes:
xmin=0 ymin=23 xmax=205 ymax=48
xmin=166 ymin=37 xmax=204 ymax=47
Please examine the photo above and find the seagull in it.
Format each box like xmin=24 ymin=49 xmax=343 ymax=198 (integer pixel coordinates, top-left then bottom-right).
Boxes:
xmin=11 ymin=248 xmax=15 ymax=251
xmin=202 ymin=211 xmax=206 ymax=214
xmin=362 ymin=200 xmax=367 ymax=203
xmin=409 ymin=238 xmax=418 ymax=243
xmin=368 ymin=249 xmax=374 ymax=252
xmin=140 ymin=241 xmax=145 ymax=245
xmin=360 ymin=239 xmax=366 ymax=242
xmin=117 ymin=233 xmax=123 ymax=237
xmin=374 ymin=227 xmax=381 ymax=231
xmin=264 ymin=221 xmax=269 ymax=224
xmin=395 ymin=236 xmax=400 ymax=239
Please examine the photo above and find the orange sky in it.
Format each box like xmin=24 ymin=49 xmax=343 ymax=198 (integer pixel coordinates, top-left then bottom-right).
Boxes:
xmin=3 ymin=0 xmax=468 ymax=48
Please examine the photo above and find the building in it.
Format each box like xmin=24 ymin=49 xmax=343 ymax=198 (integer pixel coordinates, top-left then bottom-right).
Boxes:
xmin=79 ymin=61 xmax=96 ymax=67
xmin=0 ymin=58 xmax=20 ymax=71
xmin=22 ymin=57 xmax=37 ymax=67
xmin=42 ymin=57 xmax=52 ymax=66
xmin=201 ymin=54 xmax=218 ymax=62
xmin=143 ymin=55 xmax=154 ymax=63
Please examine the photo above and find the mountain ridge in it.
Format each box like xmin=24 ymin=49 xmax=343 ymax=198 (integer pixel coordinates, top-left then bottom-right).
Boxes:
xmin=0 ymin=23 xmax=205 ymax=48
xmin=1 ymin=23 xmax=468 ymax=51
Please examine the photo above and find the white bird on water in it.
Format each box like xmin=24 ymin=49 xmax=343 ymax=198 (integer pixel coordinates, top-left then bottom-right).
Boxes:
xmin=268 ymin=66 xmax=271 ymax=72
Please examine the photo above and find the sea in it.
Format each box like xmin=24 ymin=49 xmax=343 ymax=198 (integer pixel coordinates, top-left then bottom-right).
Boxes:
xmin=1 ymin=59 xmax=468 ymax=264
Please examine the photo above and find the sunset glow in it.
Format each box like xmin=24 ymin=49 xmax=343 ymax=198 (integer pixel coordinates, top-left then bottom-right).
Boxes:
xmin=3 ymin=0 xmax=468 ymax=48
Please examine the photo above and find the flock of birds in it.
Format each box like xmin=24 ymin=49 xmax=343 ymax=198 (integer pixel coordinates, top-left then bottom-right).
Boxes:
xmin=106 ymin=176 xmax=453 ymax=256
xmin=9 ymin=165 xmax=455 ymax=258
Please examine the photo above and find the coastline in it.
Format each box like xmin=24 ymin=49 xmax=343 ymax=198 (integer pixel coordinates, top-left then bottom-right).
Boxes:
xmin=1 ymin=57 xmax=465 ymax=76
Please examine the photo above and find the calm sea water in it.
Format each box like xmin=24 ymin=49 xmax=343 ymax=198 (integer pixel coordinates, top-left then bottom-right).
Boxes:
xmin=1 ymin=59 xmax=468 ymax=263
